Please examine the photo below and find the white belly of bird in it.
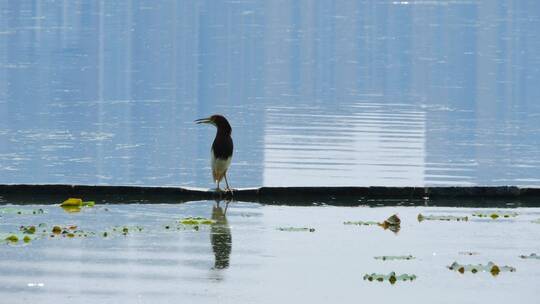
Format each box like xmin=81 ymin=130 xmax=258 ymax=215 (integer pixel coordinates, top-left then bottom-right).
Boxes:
xmin=211 ymin=152 xmax=231 ymax=183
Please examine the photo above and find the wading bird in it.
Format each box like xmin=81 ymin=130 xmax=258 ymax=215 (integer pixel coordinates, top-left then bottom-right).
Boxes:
xmin=195 ymin=115 xmax=234 ymax=192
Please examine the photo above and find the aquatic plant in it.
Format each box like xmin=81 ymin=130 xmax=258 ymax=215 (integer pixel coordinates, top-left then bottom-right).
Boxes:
xmin=2 ymin=233 xmax=32 ymax=244
xmin=344 ymin=214 xmax=401 ymax=233
xmin=472 ymin=211 xmax=518 ymax=219
xmin=276 ymin=227 xmax=315 ymax=232
xmin=363 ymin=272 xmax=417 ymax=284
xmin=180 ymin=217 xmax=216 ymax=225
xmin=417 ymin=214 xmax=468 ymax=222
xmin=447 ymin=261 xmax=516 ymax=276
xmin=0 ymin=207 xmax=45 ymax=215
xmin=374 ymin=255 xmax=415 ymax=261
xmin=519 ymin=253 xmax=540 ymax=260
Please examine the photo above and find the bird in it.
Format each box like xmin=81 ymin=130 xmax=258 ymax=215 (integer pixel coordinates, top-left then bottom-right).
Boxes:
xmin=195 ymin=114 xmax=234 ymax=192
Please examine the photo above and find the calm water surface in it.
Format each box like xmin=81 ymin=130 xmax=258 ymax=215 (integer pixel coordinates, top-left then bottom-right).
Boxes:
xmin=0 ymin=201 xmax=539 ymax=303
xmin=1 ymin=1 xmax=540 ymax=187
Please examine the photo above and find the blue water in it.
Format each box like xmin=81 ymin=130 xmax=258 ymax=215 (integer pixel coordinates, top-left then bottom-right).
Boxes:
xmin=1 ymin=1 xmax=539 ymax=187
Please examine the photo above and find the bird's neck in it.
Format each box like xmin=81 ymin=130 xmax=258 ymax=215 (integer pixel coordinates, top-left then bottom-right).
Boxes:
xmin=216 ymin=128 xmax=232 ymax=138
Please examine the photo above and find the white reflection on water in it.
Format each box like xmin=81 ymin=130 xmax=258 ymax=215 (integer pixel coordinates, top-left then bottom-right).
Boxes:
xmin=0 ymin=0 xmax=539 ymax=187
xmin=264 ymin=103 xmax=426 ymax=186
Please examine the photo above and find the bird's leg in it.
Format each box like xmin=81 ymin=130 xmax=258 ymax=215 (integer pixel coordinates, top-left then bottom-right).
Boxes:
xmin=215 ymin=180 xmax=222 ymax=192
xmin=224 ymin=173 xmax=233 ymax=194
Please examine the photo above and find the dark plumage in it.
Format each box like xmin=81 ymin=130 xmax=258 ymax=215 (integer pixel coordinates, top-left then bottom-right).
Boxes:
xmin=195 ymin=114 xmax=234 ymax=191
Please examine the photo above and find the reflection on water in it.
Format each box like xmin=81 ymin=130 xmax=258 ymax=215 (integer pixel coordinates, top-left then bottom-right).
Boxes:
xmin=0 ymin=201 xmax=539 ymax=303
xmin=0 ymin=1 xmax=539 ymax=187
xmin=211 ymin=199 xmax=232 ymax=270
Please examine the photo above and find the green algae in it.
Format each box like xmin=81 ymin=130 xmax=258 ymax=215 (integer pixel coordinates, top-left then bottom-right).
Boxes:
xmin=363 ymin=272 xmax=417 ymax=284
xmin=374 ymin=255 xmax=415 ymax=261
xmin=417 ymin=214 xmax=468 ymax=222
xmin=276 ymin=227 xmax=315 ymax=232
xmin=447 ymin=261 xmax=516 ymax=276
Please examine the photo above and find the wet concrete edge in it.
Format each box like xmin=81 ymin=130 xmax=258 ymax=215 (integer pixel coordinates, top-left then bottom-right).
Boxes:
xmin=0 ymin=184 xmax=539 ymax=206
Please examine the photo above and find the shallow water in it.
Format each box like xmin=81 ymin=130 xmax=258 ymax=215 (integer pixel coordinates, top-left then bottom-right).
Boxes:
xmin=0 ymin=201 xmax=539 ymax=303
xmin=1 ymin=1 xmax=540 ymax=187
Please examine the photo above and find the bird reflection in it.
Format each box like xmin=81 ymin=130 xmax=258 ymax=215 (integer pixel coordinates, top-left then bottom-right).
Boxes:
xmin=210 ymin=199 xmax=232 ymax=269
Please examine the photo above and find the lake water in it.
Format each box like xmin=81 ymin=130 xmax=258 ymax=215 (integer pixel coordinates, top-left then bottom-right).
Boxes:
xmin=1 ymin=1 xmax=540 ymax=188
xmin=0 ymin=201 xmax=539 ymax=304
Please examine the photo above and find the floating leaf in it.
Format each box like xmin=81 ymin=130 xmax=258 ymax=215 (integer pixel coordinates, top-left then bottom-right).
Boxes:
xmin=5 ymin=235 xmax=19 ymax=243
xmin=418 ymin=214 xmax=468 ymax=222
xmin=60 ymin=198 xmax=83 ymax=207
xmin=60 ymin=198 xmax=95 ymax=213
xmin=519 ymin=253 xmax=540 ymax=260
xmin=276 ymin=227 xmax=315 ymax=232
xmin=363 ymin=272 xmax=417 ymax=284
xmin=52 ymin=226 xmax=62 ymax=234
xmin=447 ymin=261 xmax=515 ymax=276
xmin=374 ymin=255 xmax=415 ymax=261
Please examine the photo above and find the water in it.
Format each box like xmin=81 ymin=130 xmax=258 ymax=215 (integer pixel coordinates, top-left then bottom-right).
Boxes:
xmin=0 ymin=200 xmax=539 ymax=303
xmin=1 ymin=1 xmax=540 ymax=188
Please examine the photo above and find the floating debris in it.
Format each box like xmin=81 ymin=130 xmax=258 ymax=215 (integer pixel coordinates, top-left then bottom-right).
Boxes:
xmin=418 ymin=214 xmax=468 ymax=222
xmin=276 ymin=227 xmax=315 ymax=232
xmin=447 ymin=261 xmax=516 ymax=276
xmin=374 ymin=255 xmax=415 ymax=261
xmin=472 ymin=211 xmax=518 ymax=219
xmin=0 ymin=207 xmax=45 ymax=215
xmin=345 ymin=214 xmax=401 ymax=233
xmin=459 ymin=251 xmax=479 ymax=256
xmin=519 ymin=253 xmax=540 ymax=260
xmin=180 ymin=217 xmax=215 ymax=225
xmin=363 ymin=272 xmax=417 ymax=284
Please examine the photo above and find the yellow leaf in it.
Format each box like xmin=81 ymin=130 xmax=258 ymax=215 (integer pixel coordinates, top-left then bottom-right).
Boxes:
xmin=61 ymin=198 xmax=83 ymax=207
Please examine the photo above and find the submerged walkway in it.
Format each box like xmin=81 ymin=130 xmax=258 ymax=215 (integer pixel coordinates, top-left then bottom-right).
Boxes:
xmin=1 ymin=184 xmax=539 ymax=206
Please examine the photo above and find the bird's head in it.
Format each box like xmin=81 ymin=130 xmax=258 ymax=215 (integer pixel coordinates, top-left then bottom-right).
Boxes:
xmin=195 ymin=114 xmax=232 ymax=135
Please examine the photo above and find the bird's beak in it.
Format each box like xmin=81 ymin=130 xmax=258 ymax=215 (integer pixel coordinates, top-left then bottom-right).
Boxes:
xmin=195 ymin=117 xmax=212 ymax=124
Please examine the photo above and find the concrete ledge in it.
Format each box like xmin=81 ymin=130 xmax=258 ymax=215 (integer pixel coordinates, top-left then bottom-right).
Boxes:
xmin=0 ymin=184 xmax=539 ymax=207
